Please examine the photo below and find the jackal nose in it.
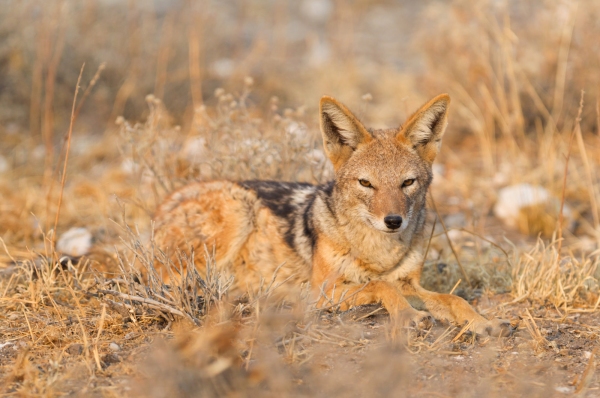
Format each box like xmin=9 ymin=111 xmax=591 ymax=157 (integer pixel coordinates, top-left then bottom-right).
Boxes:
xmin=384 ymin=215 xmax=403 ymax=230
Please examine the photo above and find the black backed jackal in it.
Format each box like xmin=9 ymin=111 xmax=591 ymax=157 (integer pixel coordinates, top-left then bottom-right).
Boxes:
xmin=154 ymin=94 xmax=510 ymax=336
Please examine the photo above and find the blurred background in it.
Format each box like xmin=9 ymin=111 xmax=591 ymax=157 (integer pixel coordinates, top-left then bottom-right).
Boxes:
xmin=1 ymin=0 xmax=600 ymax=257
xmin=2 ymin=0 xmax=598 ymax=134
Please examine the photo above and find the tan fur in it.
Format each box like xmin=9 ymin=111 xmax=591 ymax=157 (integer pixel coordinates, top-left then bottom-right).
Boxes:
xmin=154 ymin=181 xmax=310 ymax=298
xmin=153 ymin=94 xmax=510 ymax=336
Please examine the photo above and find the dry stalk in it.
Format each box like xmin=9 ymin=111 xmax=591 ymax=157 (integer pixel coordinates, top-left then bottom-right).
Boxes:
xmin=557 ymin=90 xmax=584 ymax=254
xmin=41 ymin=2 xmax=68 ymax=184
xmin=451 ymin=318 xmax=474 ymax=343
xmin=523 ymin=308 xmax=548 ymax=350
xmin=74 ymin=62 xmax=106 ymax=121
xmin=448 ymin=279 xmax=461 ymax=295
xmin=427 ymin=325 xmax=456 ymax=352
xmin=575 ymin=115 xmax=599 ymax=229
xmin=187 ymin=6 xmax=204 ymax=111
xmin=97 ymin=289 xmax=198 ymax=324
xmin=574 ymin=348 xmax=597 ymax=397
xmin=513 ymin=238 xmax=598 ymax=308
xmin=429 ymin=193 xmax=472 ymax=288
xmin=420 ymin=217 xmax=437 ymax=269
xmin=551 ymin=2 xmax=578 ymax=121
xmin=154 ymin=12 xmax=175 ymax=99
xmin=92 ymin=303 xmax=107 ymax=371
xmin=315 ymin=282 xmax=370 ymax=312
xmin=355 ymin=306 xmax=384 ymax=321
xmin=244 ymin=299 xmax=260 ymax=370
xmin=51 ymin=63 xmax=84 ymax=251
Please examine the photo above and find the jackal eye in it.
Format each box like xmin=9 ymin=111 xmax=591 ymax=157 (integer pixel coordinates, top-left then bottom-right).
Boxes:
xmin=402 ymin=179 xmax=415 ymax=187
xmin=359 ymin=179 xmax=373 ymax=188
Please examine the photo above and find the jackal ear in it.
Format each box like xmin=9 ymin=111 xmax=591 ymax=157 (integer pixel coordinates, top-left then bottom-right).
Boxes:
xmin=400 ymin=94 xmax=450 ymax=164
xmin=320 ymin=96 xmax=372 ymax=170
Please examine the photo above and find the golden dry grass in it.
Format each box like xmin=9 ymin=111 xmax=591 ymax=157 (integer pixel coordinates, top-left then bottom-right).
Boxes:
xmin=1 ymin=0 xmax=600 ymax=396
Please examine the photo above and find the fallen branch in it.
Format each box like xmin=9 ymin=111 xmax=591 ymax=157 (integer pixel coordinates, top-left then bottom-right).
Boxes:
xmin=97 ymin=289 xmax=200 ymax=325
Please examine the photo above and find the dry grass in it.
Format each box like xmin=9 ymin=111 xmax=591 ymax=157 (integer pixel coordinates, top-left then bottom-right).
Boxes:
xmin=1 ymin=0 xmax=600 ymax=396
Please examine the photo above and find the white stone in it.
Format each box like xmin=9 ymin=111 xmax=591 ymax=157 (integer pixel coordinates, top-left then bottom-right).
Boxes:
xmin=120 ymin=158 xmax=139 ymax=174
xmin=300 ymin=0 xmax=333 ymax=23
xmin=446 ymin=229 xmax=463 ymax=243
xmin=57 ymin=227 xmax=93 ymax=257
xmin=306 ymin=149 xmax=326 ymax=165
xmin=0 ymin=156 xmax=8 ymax=173
xmin=493 ymin=183 xmax=571 ymax=228
xmin=211 ymin=58 xmax=234 ymax=78
xmin=554 ymin=386 xmax=574 ymax=394
xmin=182 ymin=136 xmax=207 ymax=163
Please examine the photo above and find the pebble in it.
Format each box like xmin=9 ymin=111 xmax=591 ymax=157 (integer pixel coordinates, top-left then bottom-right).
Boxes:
xmin=0 ymin=155 xmax=8 ymax=173
xmin=554 ymin=386 xmax=574 ymax=394
xmin=57 ymin=227 xmax=93 ymax=256
xmin=493 ymin=183 xmax=571 ymax=229
xmin=67 ymin=344 xmax=83 ymax=356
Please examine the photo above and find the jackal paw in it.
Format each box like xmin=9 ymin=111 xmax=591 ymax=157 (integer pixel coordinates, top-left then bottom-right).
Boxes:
xmin=398 ymin=309 xmax=435 ymax=330
xmin=472 ymin=318 xmax=513 ymax=337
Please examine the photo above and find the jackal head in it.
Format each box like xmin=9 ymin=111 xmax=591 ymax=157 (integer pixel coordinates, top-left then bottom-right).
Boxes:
xmin=319 ymin=94 xmax=449 ymax=240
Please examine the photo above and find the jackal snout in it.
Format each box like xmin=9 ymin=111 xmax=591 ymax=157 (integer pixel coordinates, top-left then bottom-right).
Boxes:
xmin=373 ymin=188 xmax=410 ymax=228
xmin=383 ymin=214 xmax=403 ymax=230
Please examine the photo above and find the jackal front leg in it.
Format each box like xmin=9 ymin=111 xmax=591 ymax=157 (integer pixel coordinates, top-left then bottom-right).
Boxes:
xmin=315 ymin=280 xmax=434 ymax=330
xmin=396 ymin=280 xmax=512 ymax=337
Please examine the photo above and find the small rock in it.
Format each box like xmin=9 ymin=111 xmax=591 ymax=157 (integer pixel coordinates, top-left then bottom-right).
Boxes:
xmin=493 ymin=183 xmax=571 ymax=236
xmin=554 ymin=386 xmax=574 ymax=394
xmin=109 ymin=342 xmax=120 ymax=352
xmin=446 ymin=229 xmax=463 ymax=242
xmin=120 ymin=158 xmax=139 ymax=174
xmin=211 ymin=58 xmax=234 ymax=78
xmin=57 ymin=227 xmax=93 ymax=257
xmin=494 ymin=184 xmax=549 ymax=226
xmin=426 ymin=248 xmax=440 ymax=260
xmin=0 ymin=155 xmax=8 ymax=173
xmin=101 ymin=352 xmax=121 ymax=366
xmin=182 ymin=136 xmax=207 ymax=162
xmin=300 ymin=0 xmax=333 ymax=23
xmin=444 ymin=213 xmax=466 ymax=229
xmin=67 ymin=344 xmax=84 ymax=356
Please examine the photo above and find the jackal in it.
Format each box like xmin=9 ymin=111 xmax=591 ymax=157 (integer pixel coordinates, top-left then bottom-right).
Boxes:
xmin=154 ymin=94 xmax=510 ymax=336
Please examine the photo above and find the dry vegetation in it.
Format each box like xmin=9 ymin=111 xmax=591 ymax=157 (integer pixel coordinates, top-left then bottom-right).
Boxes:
xmin=1 ymin=0 xmax=600 ymax=396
